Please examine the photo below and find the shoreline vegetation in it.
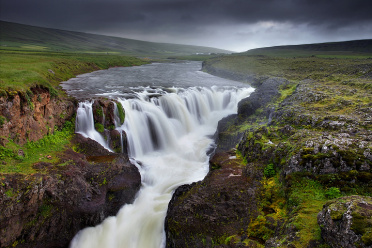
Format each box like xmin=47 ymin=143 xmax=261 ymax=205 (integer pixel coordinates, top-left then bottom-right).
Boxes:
xmin=1 ymin=21 xmax=372 ymax=247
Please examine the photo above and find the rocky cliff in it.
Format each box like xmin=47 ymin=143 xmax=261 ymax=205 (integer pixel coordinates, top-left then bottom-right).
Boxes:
xmin=0 ymin=138 xmax=140 ymax=247
xmin=0 ymin=86 xmax=76 ymax=146
xmin=165 ymin=58 xmax=372 ymax=247
xmin=0 ymin=92 xmax=142 ymax=248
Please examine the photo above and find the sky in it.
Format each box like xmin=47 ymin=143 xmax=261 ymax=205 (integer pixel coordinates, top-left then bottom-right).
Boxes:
xmin=1 ymin=0 xmax=372 ymax=52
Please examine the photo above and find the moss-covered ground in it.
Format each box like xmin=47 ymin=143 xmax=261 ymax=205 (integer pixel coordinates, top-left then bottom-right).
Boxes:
xmin=0 ymin=120 xmax=75 ymax=174
xmin=204 ymin=52 xmax=372 ymax=247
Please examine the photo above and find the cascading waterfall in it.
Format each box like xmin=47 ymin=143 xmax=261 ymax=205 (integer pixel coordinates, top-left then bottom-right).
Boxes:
xmin=70 ymin=86 xmax=254 ymax=248
xmin=75 ymin=102 xmax=112 ymax=151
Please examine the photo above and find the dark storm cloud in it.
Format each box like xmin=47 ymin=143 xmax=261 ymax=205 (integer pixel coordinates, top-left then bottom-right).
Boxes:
xmin=2 ymin=0 xmax=371 ymax=30
xmin=1 ymin=0 xmax=372 ymax=51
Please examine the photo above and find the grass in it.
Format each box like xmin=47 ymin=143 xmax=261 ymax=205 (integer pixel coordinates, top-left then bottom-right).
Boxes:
xmin=204 ymin=54 xmax=372 ymax=85
xmin=0 ymin=120 xmax=75 ymax=174
xmin=0 ymin=49 xmax=148 ymax=94
xmin=243 ymin=39 xmax=372 ymax=58
xmin=287 ymin=177 xmax=328 ymax=246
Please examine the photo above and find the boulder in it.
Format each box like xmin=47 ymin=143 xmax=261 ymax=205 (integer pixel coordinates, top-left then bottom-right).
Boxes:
xmin=318 ymin=195 xmax=372 ymax=248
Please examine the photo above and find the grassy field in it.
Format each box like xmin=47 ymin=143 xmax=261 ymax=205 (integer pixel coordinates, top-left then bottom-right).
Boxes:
xmin=0 ymin=49 xmax=149 ymax=94
xmin=244 ymin=39 xmax=372 ymax=58
xmin=204 ymin=54 xmax=372 ymax=89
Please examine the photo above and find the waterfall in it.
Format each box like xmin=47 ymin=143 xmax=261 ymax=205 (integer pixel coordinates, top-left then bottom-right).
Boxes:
xmin=75 ymin=102 xmax=111 ymax=151
xmin=70 ymin=86 xmax=254 ymax=248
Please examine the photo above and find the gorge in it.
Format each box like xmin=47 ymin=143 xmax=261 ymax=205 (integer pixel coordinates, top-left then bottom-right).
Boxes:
xmin=1 ymin=55 xmax=371 ymax=248
xmin=66 ymin=62 xmax=254 ymax=248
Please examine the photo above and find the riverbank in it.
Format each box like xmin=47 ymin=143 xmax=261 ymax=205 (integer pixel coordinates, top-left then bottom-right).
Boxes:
xmin=0 ymin=51 xmax=148 ymax=247
xmin=165 ymin=55 xmax=372 ymax=247
xmin=1 ymin=49 xmax=371 ymax=247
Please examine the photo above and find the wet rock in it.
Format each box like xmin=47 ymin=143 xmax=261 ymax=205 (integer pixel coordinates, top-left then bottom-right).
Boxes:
xmin=72 ymin=133 xmax=112 ymax=156
xmin=318 ymin=195 xmax=372 ymax=248
xmin=165 ymin=151 xmax=260 ymax=247
xmin=213 ymin=114 xmax=244 ymax=153
xmin=109 ymin=129 xmax=127 ymax=154
xmin=0 ymin=144 xmax=141 ymax=247
xmin=238 ymin=77 xmax=288 ymax=119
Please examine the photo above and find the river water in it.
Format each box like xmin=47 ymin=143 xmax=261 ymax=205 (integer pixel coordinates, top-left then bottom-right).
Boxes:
xmin=63 ymin=61 xmax=254 ymax=248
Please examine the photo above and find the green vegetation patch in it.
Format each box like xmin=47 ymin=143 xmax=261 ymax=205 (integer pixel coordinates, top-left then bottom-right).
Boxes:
xmin=116 ymin=101 xmax=125 ymax=125
xmin=0 ymin=49 xmax=148 ymax=95
xmin=0 ymin=120 xmax=75 ymax=174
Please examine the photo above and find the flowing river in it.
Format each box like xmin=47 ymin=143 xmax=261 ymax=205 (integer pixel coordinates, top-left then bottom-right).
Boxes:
xmin=62 ymin=61 xmax=254 ymax=248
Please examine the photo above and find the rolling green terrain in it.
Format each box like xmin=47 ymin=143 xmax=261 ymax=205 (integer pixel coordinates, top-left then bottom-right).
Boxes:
xmin=243 ymin=39 xmax=372 ymax=58
xmin=0 ymin=49 xmax=148 ymax=93
xmin=0 ymin=21 xmax=230 ymax=56
xmin=1 ymin=21 xmax=372 ymax=247
xmin=197 ymin=44 xmax=372 ymax=247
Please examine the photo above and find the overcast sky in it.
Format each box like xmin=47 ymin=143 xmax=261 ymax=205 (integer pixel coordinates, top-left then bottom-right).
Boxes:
xmin=1 ymin=0 xmax=372 ymax=52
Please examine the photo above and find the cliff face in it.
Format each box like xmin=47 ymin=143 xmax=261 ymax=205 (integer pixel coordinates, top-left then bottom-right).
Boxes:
xmin=0 ymin=87 xmax=75 ymax=145
xmin=0 ymin=91 xmax=142 ymax=248
xmin=0 ymin=137 xmax=141 ymax=248
xmin=165 ymin=151 xmax=262 ymax=247
xmin=165 ymin=60 xmax=372 ymax=247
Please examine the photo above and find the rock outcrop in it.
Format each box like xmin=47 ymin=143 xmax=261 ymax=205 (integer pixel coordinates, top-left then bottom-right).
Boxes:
xmin=0 ymin=86 xmax=76 ymax=145
xmin=318 ymin=195 xmax=372 ymax=248
xmin=237 ymin=77 xmax=288 ymax=119
xmin=165 ymin=76 xmax=289 ymax=247
xmin=165 ymin=150 xmax=261 ymax=247
xmin=165 ymin=59 xmax=372 ymax=247
xmin=0 ymin=134 xmax=141 ymax=248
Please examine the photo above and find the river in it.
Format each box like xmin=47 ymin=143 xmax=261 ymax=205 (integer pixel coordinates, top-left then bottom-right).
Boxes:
xmin=62 ymin=61 xmax=254 ymax=248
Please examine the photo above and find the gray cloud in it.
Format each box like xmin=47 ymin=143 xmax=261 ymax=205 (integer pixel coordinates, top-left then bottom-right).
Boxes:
xmin=1 ymin=0 xmax=372 ymax=51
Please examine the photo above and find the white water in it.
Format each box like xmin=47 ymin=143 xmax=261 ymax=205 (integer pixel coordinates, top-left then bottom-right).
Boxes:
xmin=70 ymin=86 xmax=254 ymax=248
xmin=75 ymin=102 xmax=112 ymax=151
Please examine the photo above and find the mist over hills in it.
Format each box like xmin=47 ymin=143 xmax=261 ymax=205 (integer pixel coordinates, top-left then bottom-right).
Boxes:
xmin=0 ymin=21 xmax=231 ymax=56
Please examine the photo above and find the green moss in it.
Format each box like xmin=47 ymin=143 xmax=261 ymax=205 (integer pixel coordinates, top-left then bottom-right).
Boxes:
xmin=362 ymin=228 xmax=372 ymax=246
xmin=325 ymin=187 xmax=342 ymax=199
xmin=94 ymin=123 xmax=105 ymax=133
xmin=5 ymin=188 xmax=16 ymax=198
xmin=116 ymin=101 xmax=125 ymax=124
xmin=264 ymin=163 xmax=276 ymax=178
xmin=39 ymin=204 xmax=52 ymax=218
xmin=329 ymin=203 xmax=346 ymax=220
xmin=0 ymin=115 xmax=6 ymax=127
xmin=95 ymin=107 xmax=103 ymax=117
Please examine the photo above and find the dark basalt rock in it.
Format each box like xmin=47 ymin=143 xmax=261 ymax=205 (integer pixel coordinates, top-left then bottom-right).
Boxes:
xmin=165 ymin=151 xmax=260 ymax=247
xmin=318 ymin=195 xmax=372 ymax=248
xmin=213 ymin=114 xmax=244 ymax=153
xmin=237 ymin=77 xmax=288 ymax=119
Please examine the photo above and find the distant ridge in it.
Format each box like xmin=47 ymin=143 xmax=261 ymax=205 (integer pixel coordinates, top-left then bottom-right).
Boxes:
xmin=0 ymin=21 xmax=231 ymax=56
xmin=244 ymin=39 xmax=372 ymax=57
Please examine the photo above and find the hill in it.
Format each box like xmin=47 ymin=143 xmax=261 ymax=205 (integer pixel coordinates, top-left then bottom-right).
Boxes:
xmin=243 ymin=39 xmax=372 ymax=58
xmin=0 ymin=21 xmax=230 ymax=56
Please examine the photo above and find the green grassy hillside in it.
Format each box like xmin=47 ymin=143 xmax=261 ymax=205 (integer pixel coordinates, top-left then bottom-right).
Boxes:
xmin=0 ymin=50 xmax=149 ymax=94
xmin=244 ymin=39 xmax=372 ymax=58
xmin=0 ymin=21 xmax=230 ymax=56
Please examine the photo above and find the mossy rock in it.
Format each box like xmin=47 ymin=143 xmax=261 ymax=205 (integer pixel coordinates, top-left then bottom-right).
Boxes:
xmin=318 ymin=195 xmax=372 ymax=247
xmin=94 ymin=123 xmax=104 ymax=133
